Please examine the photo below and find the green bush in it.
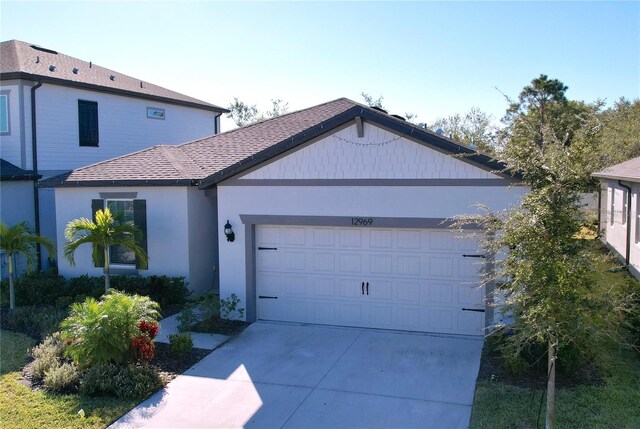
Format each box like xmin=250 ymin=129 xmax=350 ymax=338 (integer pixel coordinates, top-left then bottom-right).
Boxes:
xmin=80 ymin=363 xmax=164 ymax=399
xmin=627 ymin=277 xmax=640 ymax=354
xmin=0 ymin=272 xmax=188 ymax=311
xmin=60 ymin=291 xmax=160 ymax=368
xmin=7 ymin=306 xmax=68 ymax=340
xmin=32 ymin=352 xmax=60 ymax=380
xmin=44 ymin=362 xmax=80 ymax=393
xmin=220 ymin=294 xmax=245 ymax=319
xmin=169 ymin=333 xmax=193 ymax=357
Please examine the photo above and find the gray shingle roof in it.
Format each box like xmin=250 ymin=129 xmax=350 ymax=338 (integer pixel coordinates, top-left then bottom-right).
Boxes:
xmin=592 ymin=156 xmax=640 ymax=183
xmin=0 ymin=40 xmax=226 ymax=113
xmin=43 ymin=97 xmax=513 ymax=188
xmin=0 ymin=159 xmax=40 ymax=181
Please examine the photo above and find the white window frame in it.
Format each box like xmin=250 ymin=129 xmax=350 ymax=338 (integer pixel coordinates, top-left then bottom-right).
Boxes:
xmin=105 ymin=199 xmax=136 ymax=268
xmin=622 ymin=188 xmax=628 ymax=225
xmin=610 ymin=187 xmax=615 ymax=226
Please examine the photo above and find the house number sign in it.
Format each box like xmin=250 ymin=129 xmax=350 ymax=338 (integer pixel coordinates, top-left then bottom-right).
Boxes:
xmin=351 ymin=217 xmax=374 ymax=226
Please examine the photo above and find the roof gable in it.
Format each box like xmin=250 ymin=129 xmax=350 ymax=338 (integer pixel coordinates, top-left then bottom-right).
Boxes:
xmin=0 ymin=40 xmax=226 ymax=113
xmin=0 ymin=159 xmax=40 ymax=181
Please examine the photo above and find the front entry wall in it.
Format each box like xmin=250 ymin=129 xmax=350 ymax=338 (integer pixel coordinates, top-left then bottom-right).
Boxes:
xmin=255 ymin=225 xmax=485 ymax=335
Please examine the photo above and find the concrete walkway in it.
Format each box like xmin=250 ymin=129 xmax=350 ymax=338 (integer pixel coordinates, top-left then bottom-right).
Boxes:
xmin=155 ymin=313 xmax=229 ymax=351
xmin=113 ymin=322 xmax=483 ymax=429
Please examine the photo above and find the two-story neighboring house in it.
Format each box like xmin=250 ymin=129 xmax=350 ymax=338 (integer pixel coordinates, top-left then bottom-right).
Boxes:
xmin=0 ymin=39 xmax=227 ymax=271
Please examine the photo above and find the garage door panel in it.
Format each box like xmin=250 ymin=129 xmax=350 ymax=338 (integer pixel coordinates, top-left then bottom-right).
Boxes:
xmin=256 ymin=225 xmax=485 ymax=336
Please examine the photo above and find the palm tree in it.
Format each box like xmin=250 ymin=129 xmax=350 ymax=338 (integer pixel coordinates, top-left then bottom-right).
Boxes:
xmin=0 ymin=221 xmax=56 ymax=310
xmin=64 ymin=208 xmax=148 ymax=293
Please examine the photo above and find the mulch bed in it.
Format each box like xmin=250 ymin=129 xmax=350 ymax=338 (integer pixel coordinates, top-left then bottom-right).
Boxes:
xmin=152 ymin=343 xmax=212 ymax=382
xmin=477 ymin=340 xmax=604 ymax=389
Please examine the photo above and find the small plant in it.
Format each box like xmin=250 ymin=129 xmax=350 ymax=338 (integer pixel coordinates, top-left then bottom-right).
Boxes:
xmin=60 ymin=291 xmax=160 ymax=368
xmin=177 ymin=307 xmax=198 ymax=332
xmin=169 ymin=333 xmax=193 ymax=357
xmin=44 ymin=362 xmax=80 ymax=393
xmin=131 ymin=336 xmax=155 ymax=361
xmin=220 ymin=294 xmax=245 ymax=319
xmin=31 ymin=333 xmax=66 ymax=380
xmin=80 ymin=363 xmax=164 ymax=399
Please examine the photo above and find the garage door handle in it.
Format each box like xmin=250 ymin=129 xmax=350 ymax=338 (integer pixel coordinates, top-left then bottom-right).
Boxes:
xmin=462 ymin=308 xmax=485 ymax=312
xmin=361 ymin=282 xmax=365 ymax=295
xmin=258 ymin=296 xmax=278 ymax=299
xmin=462 ymin=254 xmax=485 ymax=258
xmin=366 ymin=282 xmax=369 ymax=295
xmin=258 ymin=247 xmax=278 ymax=251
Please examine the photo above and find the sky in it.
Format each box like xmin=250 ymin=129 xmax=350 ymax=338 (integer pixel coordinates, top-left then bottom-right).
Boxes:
xmin=1 ymin=1 xmax=638 ymax=131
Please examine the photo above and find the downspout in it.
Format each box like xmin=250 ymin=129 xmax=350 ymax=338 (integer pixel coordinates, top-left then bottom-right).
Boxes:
xmin=31 ymin=81 xmax=43 ymax=270
xmin=618 ymin=180 xmax=632 ymax=266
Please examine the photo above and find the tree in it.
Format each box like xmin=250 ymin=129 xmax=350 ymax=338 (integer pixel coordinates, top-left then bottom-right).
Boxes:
xmin=0 ymin=221 xmax=56 ymax=310
xmin=360 ymin=92 xmax=385 ymax=109
xmin=226 ymin=98 xmax=289 ymax=127
xmin=596 ymin=97 xmax=640 ymax=167
xmin=430 ymin=107 xmax=497 ymax=153
xmin=64 ymin=208 xmax=148 ymax=293
xmin=454 ymin=75 xmax=625 ymax=429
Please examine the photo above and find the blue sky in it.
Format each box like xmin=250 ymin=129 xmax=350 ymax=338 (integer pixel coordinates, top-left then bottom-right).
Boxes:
xmin=2 ymin=1 xmax=638 ymax=130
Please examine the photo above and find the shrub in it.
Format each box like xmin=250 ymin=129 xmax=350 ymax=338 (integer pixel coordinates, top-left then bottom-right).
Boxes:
xmin=60 ymin=291 xmax=160 ymax=368
xmin=0 ymin=272 xmax=67 ymax=307
xmin=31 ymin=332 xmax=67 ymax=380
xmin=177 ymin=307 xmax=199 ymax=332
xmin=111 ymin=275 xmax=190 ymax=308
xmin=7 ymin=307 xmax=69 ymax=340
xmin=44 ymin=362 xmax=80 ymax=393
xmin=80 ymin=363 xmax=164 ymax=399
xmin=169 ymin=333 xmax=193 ymax=357
xmin=220 ymin=294 xmax=245 ymax=319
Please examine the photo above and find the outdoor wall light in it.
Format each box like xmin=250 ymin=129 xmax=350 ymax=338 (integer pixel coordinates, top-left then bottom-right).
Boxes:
xmin=224 ymin=220 xmax=235 ymax=242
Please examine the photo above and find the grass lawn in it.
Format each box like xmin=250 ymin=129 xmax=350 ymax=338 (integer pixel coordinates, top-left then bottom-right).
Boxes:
xmin=470 ymin=241 xmax=640 ymax=428
xmin=0 ymin=329 xmax=139 ymax=429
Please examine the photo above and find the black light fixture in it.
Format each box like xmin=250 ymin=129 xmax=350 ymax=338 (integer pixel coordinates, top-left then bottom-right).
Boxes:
xmin=224 ymin=220 xmax=235 ymax=242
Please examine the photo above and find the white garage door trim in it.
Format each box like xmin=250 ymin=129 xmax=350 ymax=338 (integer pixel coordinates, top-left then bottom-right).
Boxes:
xmin=240 ymin=215 xmax=492 ymax=336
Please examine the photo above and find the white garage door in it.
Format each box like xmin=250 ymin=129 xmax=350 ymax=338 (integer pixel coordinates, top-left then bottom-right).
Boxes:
xmin=256 ymin=225 xmax=486 ymax=336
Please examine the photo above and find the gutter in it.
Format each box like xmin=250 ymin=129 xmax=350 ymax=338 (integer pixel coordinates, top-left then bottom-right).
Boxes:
xmin=618 ymin=180 xmax=633 ymax=266
xmin=31 ymin=81 xmax=43 ymax=270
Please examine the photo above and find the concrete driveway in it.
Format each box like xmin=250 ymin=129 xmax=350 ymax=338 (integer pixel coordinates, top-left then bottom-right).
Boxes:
xmin=112 ymin=322 xmax=483 ymax=429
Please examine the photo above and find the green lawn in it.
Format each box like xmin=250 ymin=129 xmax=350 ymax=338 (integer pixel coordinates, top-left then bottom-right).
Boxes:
xmin=470 ymin=242 xmax=640 ymax=428
xmin=0 ymin=329 xmax=139 ymax=428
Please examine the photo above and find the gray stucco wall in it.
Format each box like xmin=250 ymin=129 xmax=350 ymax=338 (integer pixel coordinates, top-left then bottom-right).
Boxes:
xmin=0 ymin=180 xmax=36 ymax=277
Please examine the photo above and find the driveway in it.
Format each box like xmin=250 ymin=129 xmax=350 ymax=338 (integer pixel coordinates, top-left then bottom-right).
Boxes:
xmin=112 ymin=322 xmax=483 ymax=429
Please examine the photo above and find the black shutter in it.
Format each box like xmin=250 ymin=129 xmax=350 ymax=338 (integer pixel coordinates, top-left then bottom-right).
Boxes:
xmin=79 ymin=100 xmax=99 ymax=146
xmin=91 ymin=199 xmax=105 ymax=267
xmin=133 ymin=199 xmax=148 ymax=269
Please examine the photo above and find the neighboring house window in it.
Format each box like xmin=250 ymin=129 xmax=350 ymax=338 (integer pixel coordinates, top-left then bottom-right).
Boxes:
xmin=91 ymin=198 xmax=148 ymax=269
xmin=0 ymin=90 xmax=10 ymax=135
xmin=622 ymin=189 xmax=628 ymax=225
xmin=636 ymin=193 xmax=640 ymax=244
xmin=610 ymin=187 xmax=615 ymax=226
xmin=78 ymin=100 xmax=99 ymax=146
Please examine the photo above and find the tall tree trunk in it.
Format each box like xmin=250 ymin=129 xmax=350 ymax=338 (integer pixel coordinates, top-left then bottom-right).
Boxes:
xmin=546 ymin=338 xmax=557 ymax=429
xmin=103 ymin=247 xmax=110 ymax=294
xmin=8 ymin=253 xmax=15 ymax=310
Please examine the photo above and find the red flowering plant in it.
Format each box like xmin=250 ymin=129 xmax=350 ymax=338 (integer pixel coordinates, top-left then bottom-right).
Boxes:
xmin=131 ymin=320 xmax=160 ymax=362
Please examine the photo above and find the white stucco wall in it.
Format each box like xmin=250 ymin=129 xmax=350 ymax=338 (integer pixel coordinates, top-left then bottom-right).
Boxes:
xmin=601 ymin=179 xmax=640 ymax=279
xmin=55 ymin=186 xmax=192 ymax=280
xmin=0 ymin=80 xmax=32 ymax=170
xmin=243 ymin=123 xmax=499 ymax=180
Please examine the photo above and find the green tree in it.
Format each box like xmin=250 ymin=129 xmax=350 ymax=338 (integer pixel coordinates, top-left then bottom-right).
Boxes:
xmin=0 ymin=221 xmax=56 ymax=310
xmin=596 ymin=97 xmax=640 ymax=167
xmin=430 ymin=107 xmax=497 ymax=153
xmin=455 ymin=75 xmax=625 ymax=429
xmin=226 ymin=98 xmax=289 ymax=127
xmin=64 ymin=208 xmax=148 ymax=293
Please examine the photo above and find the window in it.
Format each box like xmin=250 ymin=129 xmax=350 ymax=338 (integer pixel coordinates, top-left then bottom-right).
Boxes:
xmin=636 ymin=193 xmax=640 ymax=244
xmin=78 ymin=100 xmax=99 ymax=146
xmin=610 ymin=187 xmax=615 ymax=226
xmin=90 ymin=198 xmax=148 ymax=269
xmin=107 ymin=200 xmax=136 ymax=265
xmin=0 ymin=91 xmax=10 ymax=135
xmin=622 ymin=189 xmax=628 ymax=225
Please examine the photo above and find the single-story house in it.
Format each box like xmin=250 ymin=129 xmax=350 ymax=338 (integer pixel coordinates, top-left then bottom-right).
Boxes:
xmin=43 ymin=98 xmax=528 ymax=336
xmin=593 ymin=156 xmax=640 ymax=280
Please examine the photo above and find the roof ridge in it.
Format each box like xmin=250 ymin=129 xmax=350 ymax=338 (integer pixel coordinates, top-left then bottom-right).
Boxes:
xmin=178 ymin=97 xmax=356 ymax=149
